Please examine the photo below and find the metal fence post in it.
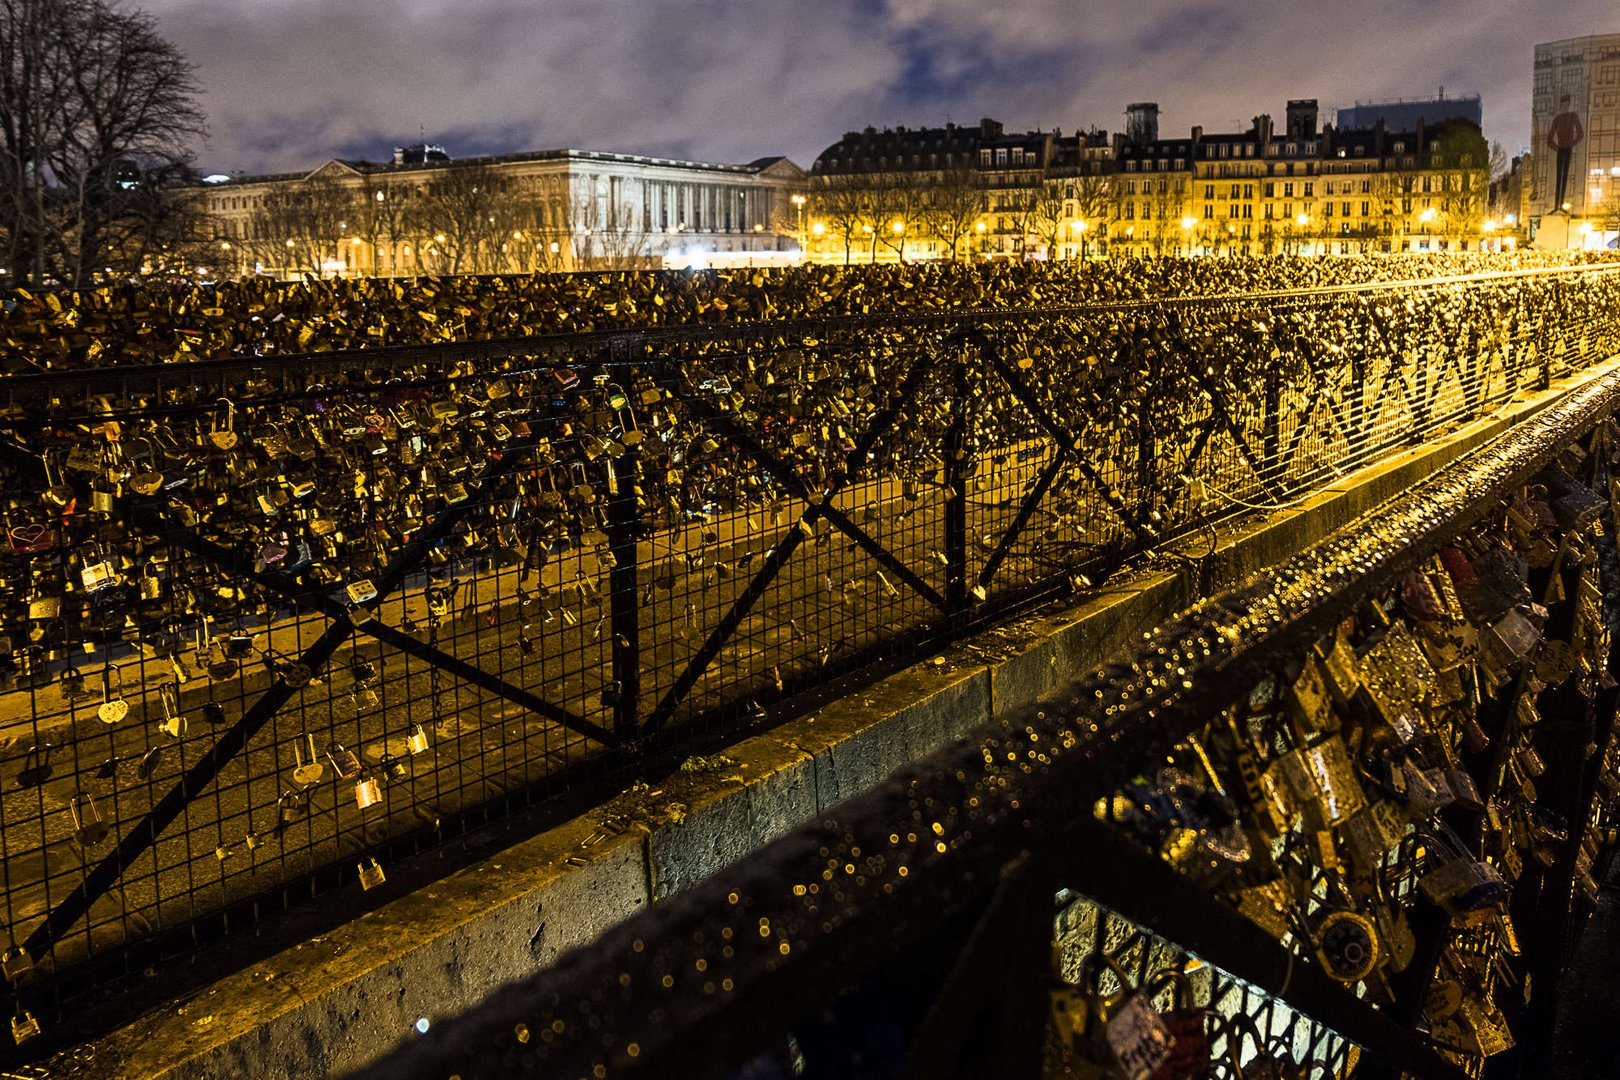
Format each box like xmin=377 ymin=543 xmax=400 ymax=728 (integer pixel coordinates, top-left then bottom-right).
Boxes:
xmin=607 ymin=446 xmax=642 ymax=741
xmin=944 ymin=354 xmax=970 ymax=616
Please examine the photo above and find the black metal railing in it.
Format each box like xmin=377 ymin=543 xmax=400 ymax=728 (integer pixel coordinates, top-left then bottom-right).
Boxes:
xmin=0 ymin=263 xmax=1618 ymax=1054
xmin=353 ymin=337 xmax=1620 ymax=1080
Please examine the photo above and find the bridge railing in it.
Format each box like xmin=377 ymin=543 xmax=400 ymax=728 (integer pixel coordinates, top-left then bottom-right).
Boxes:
xmin=1 ymin=264 xmax=1618 ymax=1052
xmin=354 ymin=321 xmax=1620 ymax=1080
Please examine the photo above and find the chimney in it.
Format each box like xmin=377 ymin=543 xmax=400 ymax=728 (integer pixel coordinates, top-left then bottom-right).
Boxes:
xmin=1286 ymin=99 xmax=1318 ymax=140
xmin=1124 ymin=103 xmax=1159 ymax=145
xmin=979 ymin=117 xmax=1004 ymax=139
xmin=392 ymin=146 xmax=406 ymax=165
xmin=1190 ymin=125 xmax=1203 ymax=145
xmin=1252 ymin=114 xmax=1274 ymax=152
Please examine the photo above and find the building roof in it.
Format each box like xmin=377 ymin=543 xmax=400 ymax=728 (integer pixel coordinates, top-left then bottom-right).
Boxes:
xmin=217 ymin=147 xmax=804 ymax=187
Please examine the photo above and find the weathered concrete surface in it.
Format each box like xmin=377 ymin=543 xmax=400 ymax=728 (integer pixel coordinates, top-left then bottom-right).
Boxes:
xmin=63 ymin=354 xmax=1620 ymax=1079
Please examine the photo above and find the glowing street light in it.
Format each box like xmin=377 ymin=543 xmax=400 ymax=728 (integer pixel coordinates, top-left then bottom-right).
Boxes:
xmin=1295 ymin=213 xmax=1310 ymax=227
xmin=1180 ymin=216 xmax=1196 ymax=230
xmin=1418 ymin=208 xmax=1437 ymax=223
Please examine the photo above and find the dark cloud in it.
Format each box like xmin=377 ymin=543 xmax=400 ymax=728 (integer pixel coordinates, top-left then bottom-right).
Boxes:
xmin=145 ymin=0 xmax=1616 ymax=175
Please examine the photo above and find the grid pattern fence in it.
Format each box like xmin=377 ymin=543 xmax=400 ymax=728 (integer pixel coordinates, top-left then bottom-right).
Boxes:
xmin=355 ymin=326 xmax=1620 ymax=1080
xmin=1 ymin=264 xmax=1618 ymax=1040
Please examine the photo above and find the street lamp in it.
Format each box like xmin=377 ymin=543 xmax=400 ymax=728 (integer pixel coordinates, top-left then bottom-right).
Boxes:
xmin=1418 ymin=207 xmax=1437 ymax=252
xmin=790 ymin=193 xmax=806 ymax=254
xmin=1071 ymin=220 xmax=1087 ymax=260
xmin=863 ymin=223 xmax=875 ymax=264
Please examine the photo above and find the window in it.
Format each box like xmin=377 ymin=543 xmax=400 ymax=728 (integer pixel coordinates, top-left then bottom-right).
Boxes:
xmin=1304 ymin=182 xmax=1314 ymax=197
xmin=1127 ymin=160 xmax=1138 ymax=172
xmin=1174 ymin=159 xmax=1184 ymax=170
xmin=1305 ymin=142 xmax=1317 ymax=155
xmin=995 ymin=148 xmax=1007 ymax=165
xmin=1205 ymin=205 xmax=1214 ymax=219
xmin=1393 ymin=141 xmax=1405 ymax=153
xmin=1284 ymin=183 xmax=1294 ymax=197
xmin=1263 ymin=182 xmax=1274 ymax=197
xmin=1342 ymin=202 xmax=1350 ymax=218
xmin=1244 ymin=184 xmax=1253 ymax=199
xmin=979 ymin=149 xmax=991 ymax=165
xmin=1325 ymin=203 xmax=1333 ymax=218
xmin=1204 ymin=185 xmax=1215 ymax=199
xmin=1361 ymin=201 xmax=1370 ymax=216
xmin=1229 ymin=184 xmax=1240 ymax=198
xmin=1157 ymin=159 xmax=1167 ymax=171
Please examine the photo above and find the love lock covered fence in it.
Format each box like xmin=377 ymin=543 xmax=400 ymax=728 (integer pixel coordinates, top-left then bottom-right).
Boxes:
xmin=1 ymin=263 xmax=1619 ymax=1054
xmin=356 ymin=308 xmax=1620 ymax=1080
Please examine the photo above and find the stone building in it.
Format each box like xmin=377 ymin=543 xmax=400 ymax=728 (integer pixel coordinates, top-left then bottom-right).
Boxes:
xmin=806 ymin=100 xmax=1491 ymax=262
xmin=199 ymin=145 xmax=805 ymax=279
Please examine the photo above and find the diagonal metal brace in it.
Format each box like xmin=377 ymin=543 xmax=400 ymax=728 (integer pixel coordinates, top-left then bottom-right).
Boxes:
xmin=139 ymin=511 xmax=616 ymax=746
xmin=23 ymin=439 xmax=541 ymax=961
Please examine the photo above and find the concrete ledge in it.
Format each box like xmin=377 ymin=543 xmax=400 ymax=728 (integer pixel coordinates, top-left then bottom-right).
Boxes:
xmin=64 ymin=355 xmax=1620 ymax=1078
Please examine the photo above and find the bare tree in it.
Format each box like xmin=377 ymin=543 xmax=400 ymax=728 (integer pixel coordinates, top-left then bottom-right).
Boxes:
xmin=243 ymin=174 xmax=355 ymax=278
xmin=1070 ymin=171 xmax=1112 ymax=256
xmin=1029 ymin=174 xmax=1069 ymax=258
xmin=0 ymin=0 xmax=205 ymax=286
xmin=811 ymin=172 xmax=868 ymax=265
xmin=921 ymin=167 xmax=983 ymax=262
xmin=867 ymin=170 xmax=925 ymax=262
xmin=564 ymin=174 xmax=653 ymax=270
xmin=356 ymin=174 xmax=415 ymax=277
xmin=409 ymin=163 xmax=515 ymax=274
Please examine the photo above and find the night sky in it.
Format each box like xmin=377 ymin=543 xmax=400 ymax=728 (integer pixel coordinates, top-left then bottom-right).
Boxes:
xmin=145 ymin=0 xmax=1617 ymax=176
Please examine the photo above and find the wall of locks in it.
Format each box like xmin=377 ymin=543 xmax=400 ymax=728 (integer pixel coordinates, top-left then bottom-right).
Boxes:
xmin=2 ymin=253 xmax=1615 ymax=370
xmin=1084 ymin=420 xmax=1620 ymax=1078
xmin=1 ymin=259 xmax=1619 ymax=1050
xmin=362 ymin=363 xmax=1620 ymax=1080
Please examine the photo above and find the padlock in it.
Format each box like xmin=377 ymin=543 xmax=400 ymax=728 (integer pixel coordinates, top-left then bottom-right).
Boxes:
xmin=70 ymin=792 xmax=109 ymax=847
xmin=1073 ymin=954 xmax=1174 ymax=1080
xmin=1310 ymin=900 xmax=1380 ymax=984
xmin=1144 ymin=968 xmax=1210 ymax=1080
xmin=406 ymin=724 xmax=430 ymax=755
xmin=1411 ymin=834 xmax=1510 ymax=914
xmin=12 ymin=1009 xmax=41 ymax=1045
xmin=358 ymin=858 xmax=386 ymax=891
xmin=329 ymin=743 xmax=362 ymax=781
xmin=158 ymin=684 xmax=186 ymax=738
xmin=97 ymin=665 xmax=129 ymax=725
xmin=292 ymin=734 xmax=324 ymax=786
xmin=278 ymin=790 xmax=308 ymax=825
xmin=1 ymin=946 xmax=34 ymax=982
xmin=355 ymin=774 xmax=382 ymax=810
xmin=345 ymin=579 xmax=378 ymax=605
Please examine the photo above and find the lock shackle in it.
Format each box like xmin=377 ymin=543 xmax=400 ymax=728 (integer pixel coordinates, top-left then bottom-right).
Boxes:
xmin=1143 ymin=966 xmax=1198 ymax=1013
xmin=1073 ymin=950 xmax=1138 ymax=1005
xmin=1217 ymin=1011 xmax=1280 ymax=1079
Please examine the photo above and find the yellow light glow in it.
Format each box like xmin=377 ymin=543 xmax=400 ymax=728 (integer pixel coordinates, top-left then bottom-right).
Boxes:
xmin=754 ymin=223 xmax=764 ymax=232
xmin=1483 ymin=220 xmax=1497 ymax=231
xmin=891 ymin=220 xmax=904 ymax=234
xmin=1581 ymin=221 xmax=1594 ymax=233
xmin=1419 ymin=208 xmax=1436 ymax=223
xmin=1180 ymin=217 xmax=1196 ymax=230
xmin=219 ymin=241 xmax=231 ymax=250
xmin=512 ymin=231 xmax=523 ymax=239
xmin=434 ymin=233 xmax=447 ymax=243
xmin=975 ymin=221 xmax=986 ymax=233
xmin=1295 ymin=214 xmax=1309 ymax=227
xmin=285 ymin=239 xmax=295 ymax=247
xmin=791 ymin=194 xmax=806 ymax=207
xmin=811 ymin=222 xmax=825 ymax=235
xmin=1072 ymin=220 xmax=1087 ymax=233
